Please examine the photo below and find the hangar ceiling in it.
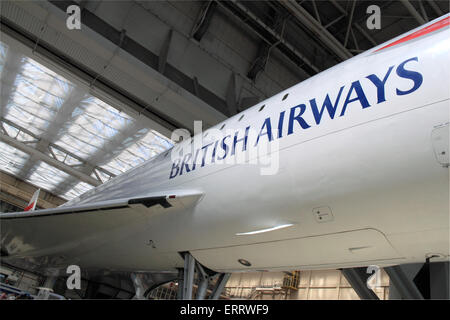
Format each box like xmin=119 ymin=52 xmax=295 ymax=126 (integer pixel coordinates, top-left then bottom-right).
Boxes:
xmin=0 ymin=0 xmax=448 ymax=201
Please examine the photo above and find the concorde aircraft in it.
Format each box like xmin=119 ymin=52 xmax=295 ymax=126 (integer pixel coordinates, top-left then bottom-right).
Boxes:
xmin=1 ymin=14 xmax=449 ymax=299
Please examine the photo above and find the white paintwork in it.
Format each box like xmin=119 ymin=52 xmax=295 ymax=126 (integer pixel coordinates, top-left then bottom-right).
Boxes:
xmin=1 ymin=15 xmax=449 ymax=275
xmin=24 ymin=189 xmax=40 ymax=211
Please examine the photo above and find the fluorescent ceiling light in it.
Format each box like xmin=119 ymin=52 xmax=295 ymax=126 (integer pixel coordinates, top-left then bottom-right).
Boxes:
xmin=236 ymin=223 xmax=295 ymax=236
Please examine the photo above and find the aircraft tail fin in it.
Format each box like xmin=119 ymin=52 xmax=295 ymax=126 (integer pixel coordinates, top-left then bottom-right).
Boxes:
xmin=24 ymin=189 xmax=40 ymax=211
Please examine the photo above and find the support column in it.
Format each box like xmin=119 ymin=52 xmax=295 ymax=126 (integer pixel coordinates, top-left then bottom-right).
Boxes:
xmin=36 ymin=275 xmax=58 ymax=300
xmin=182 ymin=253 xmax=196 ymax=300
xmin=385 ymin=264 xmax=424 ymax=299
xmin=131 ymin=273 xmax=146 ymax=300
xmin=430 ymin=262 xmax=450 ymax=299
xmin=177 ymin=268 xmax=184 ymax=300
xmin=209 ymin=273 xmax=231 ymax=300
xmin=196 ymin=263 xmax=209 ymax=300
xmin=341 ymin=268 xmax=379 ymax=300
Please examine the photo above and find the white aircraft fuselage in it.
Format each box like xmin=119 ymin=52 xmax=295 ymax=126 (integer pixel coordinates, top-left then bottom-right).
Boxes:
xmin=1 ymin=15 xmax=449 ymax=275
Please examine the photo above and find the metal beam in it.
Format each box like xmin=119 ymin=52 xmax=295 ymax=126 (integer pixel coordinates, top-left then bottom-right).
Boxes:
xmin=385 ymin=265 xmax=424 ymax=299
xmin=279 ymin=0 xmax=353 ymax=61
xmin=196 ymin=262 xmax=209 ymax=300
xmin=311 ymin=0 xmax=322 ymax=25
xmin=418 ymin=0 xmax=429 ymax=22
xmin=0 ymin=15 xmax=182 ymax=136
xmin=158 ymin=29 xmax=173 ymax=74
xmin=52 ymin=115 xmax=151 ymax=195
xmin=226 ymin=72 xmax=237 ymax=116
xmin=0 ymin=47 xmax=23 ymax=119
xmin=182 ymin=253 xmax=195 ymax=300
xmin=17 ymin=87 xmax=87 ymax=180
xmin=328 ymin=0 xmax=378 ymax=47
xmin=0 ymin=131 xmax=102 ymax=186
xmin=216 ymin=0 xmax=319 ymax=75
xmin=209 ymin=273 xmax=231 ymax=300
xmin=191 ymin=1 xmax=217 ymax=41
xmin=343 ymin=0 xmax=356 ymax=48
xmin=400 ymin=0 xmax=426 ymax=25
xmin=340 ymin=268 xmax=380 ymax=300
xmin=48 ymin=0 xmax=230 ymax=120
xmin=425 ymin=0 xmax=443 ymax=16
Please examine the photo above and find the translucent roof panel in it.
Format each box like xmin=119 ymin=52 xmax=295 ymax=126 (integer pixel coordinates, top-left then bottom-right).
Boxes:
xmin=100 ymin=130 xmax=173 ymax=175
xmin=3 ymin=57 xmax=74 ymax=137
xmin=62 ymin=182 xmax=95 ymax=200
xmin=28 ymin=162 xmax=71 ymax=192
xmin=0 ymin=40 xmax=174 ymax=201
xmin=54 ymin=97 xmax=136 ymax=160
xmin=0 ymin=141 xmax=30 ymax=176
xmin=0 ymin=42 xmax=8 ymax=76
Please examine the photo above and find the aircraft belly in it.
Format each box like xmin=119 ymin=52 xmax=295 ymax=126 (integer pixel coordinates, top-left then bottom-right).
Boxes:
xmin=190 ymin=228 xmax=402 ymax=272
xmin=161 ymin=99 xmax=449 ymax=267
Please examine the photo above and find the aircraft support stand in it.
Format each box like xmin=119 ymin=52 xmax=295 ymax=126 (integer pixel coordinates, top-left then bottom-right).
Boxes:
xmin=36 ymin=274 xmax=58 ymax=300
xmin=341 ymin=267 xmax=379 ymax=300
xmin=178 ymin=252 xmax=230 ymax=300
xmin=196 ymin=262 xmax=209 ymax=300
xmin=209 ymin=273 xmax=231 ymax=300
xmin=131 ymin=273 xmax=146 ymax=300
xmin=385 ymin=264 xmax=424 ymax=299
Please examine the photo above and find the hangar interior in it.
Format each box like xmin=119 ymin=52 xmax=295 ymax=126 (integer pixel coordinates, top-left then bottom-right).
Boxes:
xmin=0 ymin=0 xmax=449 ymax=299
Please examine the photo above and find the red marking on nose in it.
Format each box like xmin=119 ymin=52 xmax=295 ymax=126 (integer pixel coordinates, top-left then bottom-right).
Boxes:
xmin=376 ymin=16 xmax=449 ymax=52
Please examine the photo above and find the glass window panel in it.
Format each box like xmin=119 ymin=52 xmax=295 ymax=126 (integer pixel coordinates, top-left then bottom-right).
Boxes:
xmin=28 ymin=161 xmax=71 ymax=191
xmin=100 ymin=130 xmax=173 ymax=175
xmin=0 ymin=40 xmax=173 ymax=199
xmin=0 ymin=41 xmax=8 ymax=76
xmin=3 ymin=57 xmax=74 ymax=136
xmin=54 ymin=97 xmax=136 ymax=160
xmin=0 ymin=141 xmax=30 ymax=175
xmin=62 ymin=182 xmax=94 ymax=200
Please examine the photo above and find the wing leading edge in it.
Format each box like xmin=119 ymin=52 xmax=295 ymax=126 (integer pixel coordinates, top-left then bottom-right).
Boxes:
xmin=0 ymin=190 xmax=203 ymax=261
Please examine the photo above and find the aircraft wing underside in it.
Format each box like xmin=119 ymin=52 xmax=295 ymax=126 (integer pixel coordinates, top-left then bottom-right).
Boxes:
xmin=0 ymin=190 xmax=204 ymax=261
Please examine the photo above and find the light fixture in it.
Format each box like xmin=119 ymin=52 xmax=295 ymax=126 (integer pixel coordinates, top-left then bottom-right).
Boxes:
xmin=238 ymin=259 xmax=251 ymax=267
xmin=236 ymin=223 xmax=295 ymax=236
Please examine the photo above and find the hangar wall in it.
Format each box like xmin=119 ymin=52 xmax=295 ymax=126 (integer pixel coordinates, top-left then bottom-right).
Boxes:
xmin=225 ymin=270 xmax=390 ymax=300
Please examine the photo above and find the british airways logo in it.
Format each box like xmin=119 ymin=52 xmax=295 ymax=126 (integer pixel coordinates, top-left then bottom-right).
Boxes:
xmin=169 ymin=57 xmax=423 ymax=179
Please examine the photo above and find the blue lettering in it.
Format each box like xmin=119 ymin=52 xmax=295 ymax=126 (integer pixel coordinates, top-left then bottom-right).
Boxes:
xmin=288 ymin=104 xmax=310 ymax=135
xmin=201 ymin=143 xmax=213 ymax=167
xmin=310 ymin=86 xmax=344 ymax=125
xmin=396 ymin=57 xmax=423 ymax=96
xmin=180 ymin=153 xmax=192 ymax=175
xmin=366 ymin=66 xmax=394 ymax=103
xmin=231 ymin=126 xmax=250 ymax=156
xmin=218 ymin=135 xmax=231 ymax=160
xmin=277 ymin=111 xmax=285 ymax=139
xmin=340 ymin=80 xmax=370 ymax=116
xmin=211 ymin=140 xmax=219 ymax=164
xmin=255 ymin=117 xmax=273 ymax=146
xmin=169 ymin=159 xmax=180 ymax=179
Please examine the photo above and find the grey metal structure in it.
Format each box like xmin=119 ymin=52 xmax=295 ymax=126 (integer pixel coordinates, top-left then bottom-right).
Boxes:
xmin=340 ymin=267 xmax=380 ymax=300
xmin=385 ymin=264 xmax=424 ymax=299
